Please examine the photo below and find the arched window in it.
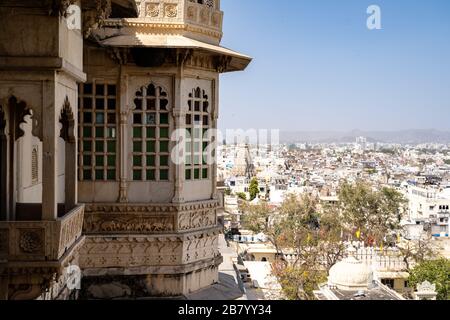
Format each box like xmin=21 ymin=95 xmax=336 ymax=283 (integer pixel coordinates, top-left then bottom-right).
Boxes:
xmin=185 ymin=87 xmax=210 ymax=181
xmin=132 ymin=83 xmax=170 ymax=181
xmin=78 ymin=82 xmax=118 ymax=181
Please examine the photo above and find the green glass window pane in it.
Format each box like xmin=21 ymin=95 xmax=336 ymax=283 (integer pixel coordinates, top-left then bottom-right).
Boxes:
xmin=194 ymin=128 xmax=201 ymax=139
xmin=185 ymin=142 xmax=192 ymax=151
xmin=194 ymin=142 xmax=200 ymax=152
xmin=203 ymin=142 xmax=209 ymax=152
xmin=83 ymin=170 xmax=92 ymax=180
xmin=185 ymin=155 xmax=192 ymax=165
xmin=146 ymin=155 xmax=155 ymax=167
xmin=107 ymin=170 xmax=116 ymax=180
xmin=203 ymin=153 xmax=209 ymax=165
xmin=96 ymin=155 xmax=104 ymax=166
xmin=146 ymin=141 xmax=155 ymax=153
xmin=107 ymin=128 xmax=116 ymax=138
xmin=96 ymin=112 xmax=104 ymax=124
xmin=194 ymin=154 xmax=201 ymax=165
xmin=202 ymin=168 xmax=208 ymax=179
xmin=95 ymin=170 xmax=104 ymax=180
xmin=160 ymin=141 xmax=169 ymax=153
xmin=194 ymin=169 xmax=200 ymax=180
xmin=160 ymin=155 xmax=169 ymax=166
xmin=95 ymin=141 xmax=104 ymax=152
xmin=133 ymin=170 xmax=142 ymax=181
xmin=160 ymin=127 xmax=169 ymax=139
xmin=133 ymin=127 xmax=142 ymax=138
xmin=107 ymin=141 xmax=116 ymax=153
xmin=95 ymin=127 xmax=104 ymax=138
xmin=160 ymin=169 xmax=169 ymax=181
xmin=83 ymin=155 xmax=92 ymax=166
xmin=83 ymin=127 xmax=92 ymax=138
xmin=185 ymin=169 xmax=192 ymax=180
xmin=146 ymin=170 xmax=155 ymax=181
xmin=147 ymin=127 xmax=156 ymax=138
xmin=186 ymin=128 xmax=192 ymax=139
xmin=133 ymin=155 xmax=142 ymax=167
xmin=107 ymin=155 xmax=116 ymax=166
xmin=133 ymin=141 xmax=142 ymax=152
xmin=83 ymin=141 xmax=92 ymax=152
xmin=160 ymin=113 xmax=169 ymax=125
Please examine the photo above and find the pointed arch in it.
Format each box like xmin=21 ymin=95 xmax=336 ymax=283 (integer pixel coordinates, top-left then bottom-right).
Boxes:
xmin=59 ymin=96 xmax=76 ymax=143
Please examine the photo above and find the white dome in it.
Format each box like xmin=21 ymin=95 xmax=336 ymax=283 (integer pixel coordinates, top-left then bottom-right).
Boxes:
xmin=328 ymin=249 xmax=373 ymax=291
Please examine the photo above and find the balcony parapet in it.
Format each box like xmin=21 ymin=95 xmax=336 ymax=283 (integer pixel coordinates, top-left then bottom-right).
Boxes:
xmin=0 ymin=205 xmax=85 ymax=262
xmin=83 ymin=200 xmax=219 ymax=235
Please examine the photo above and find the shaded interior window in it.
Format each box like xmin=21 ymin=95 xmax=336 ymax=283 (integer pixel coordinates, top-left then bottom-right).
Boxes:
xmin=185 ymin=86 xmax=212 ymax=181
xmin=78 ymin=82 xmax=117 ymax=181
xmin=132 ymin=83 xmax=171 ymax=181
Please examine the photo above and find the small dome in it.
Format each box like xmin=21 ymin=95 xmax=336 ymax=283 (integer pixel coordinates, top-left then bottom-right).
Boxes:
xmin=328 ymin=248 xmax=373 ymax=291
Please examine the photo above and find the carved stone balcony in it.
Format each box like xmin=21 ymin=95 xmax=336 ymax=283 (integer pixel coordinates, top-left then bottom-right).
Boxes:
xmin=0 ymin=205 xmax=85 ymax=300
xmin=0 ymin=205 xmax=85 ymax=263
xmin=83 ymin=200 xmax=219 ymax=235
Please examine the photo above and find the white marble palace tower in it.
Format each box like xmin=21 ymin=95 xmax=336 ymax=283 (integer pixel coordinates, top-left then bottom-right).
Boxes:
xmin=0 ymin=0 xmax=251 ymax=299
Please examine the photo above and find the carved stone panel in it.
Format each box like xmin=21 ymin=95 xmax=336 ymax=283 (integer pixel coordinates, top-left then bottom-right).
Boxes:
xmin=18 ymin=229 xmax=45 ymax=255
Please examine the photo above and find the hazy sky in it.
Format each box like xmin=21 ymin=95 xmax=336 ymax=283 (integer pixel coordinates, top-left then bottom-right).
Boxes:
xmin=218 ymin=0 xmax=450 ymax=132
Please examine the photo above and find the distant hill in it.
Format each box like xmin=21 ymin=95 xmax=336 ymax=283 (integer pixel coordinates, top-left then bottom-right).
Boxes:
xmin=280 ymin=130 xmax=450 ymax=144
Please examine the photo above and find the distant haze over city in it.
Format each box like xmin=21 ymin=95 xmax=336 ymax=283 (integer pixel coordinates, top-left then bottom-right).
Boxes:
xmin=279 ymin=129 xmax=450 ymax=144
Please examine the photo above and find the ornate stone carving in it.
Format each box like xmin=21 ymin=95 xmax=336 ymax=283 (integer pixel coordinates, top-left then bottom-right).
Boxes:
xmin=145 ymin=3 xmax=160 ymax=17
xmin=58 ymin=205 xmax=85 ymax=257
xmin=44 ymin=0 xmax=76 ymax=17
xmin=417 ymin=281 xmax=436 ymax=293
xmin=80 ymin=231 xmax=220 ymax=269
xmin=84 ymin=213 xmax=174 ymax=234
xmin=164 ymin=4 xmax=178 ymax=18
xmin=211 ymin=12 xmax=221 ymax=27
xmin=187 ymin=5 xmax=196 ymax=21
xmin=19 ymin=229 xmax=44 ymax=254
xmin=200 ymin=8 xmax=209 ymax=24
xmin=83 ymin=0 xmax=112 ymax=38
xmin=178 ymin=210 xmax=216 ymax=231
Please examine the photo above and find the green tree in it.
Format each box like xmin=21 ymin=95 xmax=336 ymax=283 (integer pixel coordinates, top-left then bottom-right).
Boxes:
xmin=236 ymin=192 xmax=247 ymax=201
xmin=249 ymin=178 xmax=260 ymax=201
xmin=338 ymin=181 xmax=406 ymax=245
xmin=409 ymin=258 xmax=450 ymax=300
xmin=241 ymin=193 xmax=346 ymax=300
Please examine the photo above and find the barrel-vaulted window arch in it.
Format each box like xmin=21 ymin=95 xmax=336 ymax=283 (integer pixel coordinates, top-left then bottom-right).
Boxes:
xmin=132 ymin=83 xmax=171 ymax=182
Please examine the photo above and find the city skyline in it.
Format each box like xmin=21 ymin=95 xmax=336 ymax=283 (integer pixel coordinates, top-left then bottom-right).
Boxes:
xmin=219 ymin=0 xmax=450 ymax=132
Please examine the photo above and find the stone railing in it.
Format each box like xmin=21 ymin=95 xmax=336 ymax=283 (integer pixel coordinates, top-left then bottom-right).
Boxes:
xmin=0 ymin=204 xmax=85 ymax=262
xmin=83 ymin=200 xmax=219 ymax=235
xmin=185 ymin=1 xmax=223 ymax=31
